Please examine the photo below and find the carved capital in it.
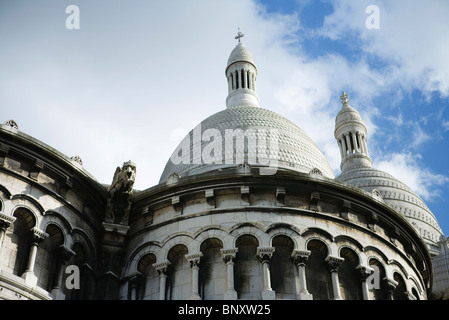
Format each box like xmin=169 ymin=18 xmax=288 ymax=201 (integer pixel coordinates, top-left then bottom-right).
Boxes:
xmin=58 ymin=245 xmax=75 ymax=262
xmin=325 ymin=255 xmax=344 ymax=273
xmin=257 ymin=247 xmax=275 ymax=263
xmin=221 ymin=248 xmax=238 ymax=263
xmin=186 ymin=252 xmax=203 ymax=268
xmin=291 ymin=250 xmax=311 ymax=267
xmin=356 ymin=264 xmax=374 ymax=281
xmin=30 ymin=227 xmax=48 ymax=244
xmin=0 ymin=212 xmax=16 ymax=230
xmin=153 ymin=261 xmax=171 ymax=276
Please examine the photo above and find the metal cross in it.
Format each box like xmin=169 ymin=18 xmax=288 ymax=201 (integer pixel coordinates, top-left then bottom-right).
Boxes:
xmin=235 ymin=28 xmax=245 ymax=43
xmin=340 ymin=91 xmax=349 ymax=106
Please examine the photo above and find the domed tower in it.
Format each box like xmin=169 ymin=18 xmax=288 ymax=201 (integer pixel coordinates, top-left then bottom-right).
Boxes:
xmin=334 ymin=92 xmax=443 ymax=255
xmin=159 ymin=32 xmax=334 ymax=182
xmin=334 ymin=91 xmax=372 ymax=171
xmin=225 ymin=30 xmax=260 ymax=109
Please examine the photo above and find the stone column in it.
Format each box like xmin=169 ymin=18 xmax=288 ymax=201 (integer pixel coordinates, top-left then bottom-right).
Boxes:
xmin=325 ymin=255 xmax=344 ymax=300
xmin=51 ymin=245 xmax=75 ymax=300
xmin=257 ymin=247 xmax=275 ymax=300
xmin=291 ymin=250 xmax=313 ymax=300
xmin=127 ymin=272 xmax=143 ymax=300
xmin=153 ymin=261 xmax=170 ymax=300
xmin=384 ymin=277 xmax=398 ymax=300
xmin=186 ymin=253 xmax=203 ymax=300
xmin=340 ymin=135 xmax=347 ymax=155
xmin=338 ymin=139 xmax=345 ymax=159
xmin=357 ymin=265 xmax=374 ymax=300
xmin=243 ymin=69 xmax=248 ymax=89
xmin=352 ymin=131 xmax=359 ymax=153
xmin=252 ymin=73 xmax=256 ymax=91
xmin=345 ymin=134 xmax=352 ymax=154
xmin=221 ymin=248 xmax=238 ymax=300
xmin=22 ymin=227 xmax=48 ymax=286
xmin=0 ymin=213 xmax=15 ymax=252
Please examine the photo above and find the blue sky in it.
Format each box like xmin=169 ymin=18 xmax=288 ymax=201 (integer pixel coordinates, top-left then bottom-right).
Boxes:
xmin=0 ymin=0 xmax=448 ymax=235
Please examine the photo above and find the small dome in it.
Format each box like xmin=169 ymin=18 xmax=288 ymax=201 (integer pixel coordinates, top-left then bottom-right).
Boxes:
xmin=160 ymin=105 xmax=334 ymax=183
xmin=227 ymin=43 xmax=256 ymax=69
xmin=337 ymin=166 xmax=443 ymax=254
xmin=335 ymin=104 xmax=365 ymax=132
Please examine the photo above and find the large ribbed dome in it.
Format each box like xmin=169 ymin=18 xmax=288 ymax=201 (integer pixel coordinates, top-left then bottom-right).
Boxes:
xmin=159 ymin=105 xmax=334 ymax=183
xmin=336 ymin=166 xmax=443 ymax=254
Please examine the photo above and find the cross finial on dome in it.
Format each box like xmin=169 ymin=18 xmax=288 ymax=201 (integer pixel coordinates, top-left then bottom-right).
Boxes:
xmin=235 ymin=28 xmax=245 ymax=43
xmin=340 ymin=91 xmax=349 ymax=107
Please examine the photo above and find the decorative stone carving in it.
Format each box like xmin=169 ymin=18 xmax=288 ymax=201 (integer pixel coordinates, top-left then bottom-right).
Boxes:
xmin=70 ymin=155 xmax=83 ymax=166
xmin=257 ymin=247 xmax=275 ymax=263
xmin=309 ymin=168 xmax=323 ymax=176
xmin=291 ymin=250 xmax=311 ymax=267
xmin=3 ymin=120 xmax=18 ymax=130
xmin=325 ymin=255 xmax=344 ymax=273
xmin=105 ymin=161 xmax=136 ymax=225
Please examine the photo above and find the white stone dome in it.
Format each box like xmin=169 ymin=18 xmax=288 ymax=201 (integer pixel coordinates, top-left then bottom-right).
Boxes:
xmin=159 ymin=105 xmax=335 ymax=183
xmin=226 ymin=42 xmax=256 ymax=68
xmin=336 ymin=166 xmax=443 ymax=254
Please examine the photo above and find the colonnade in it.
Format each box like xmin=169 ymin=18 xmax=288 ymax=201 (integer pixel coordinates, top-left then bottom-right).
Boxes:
xmin=338 ymin=131 xmax=368 ymax=158
xmin=228 ymin=68 xmax=256 ymax=92
xmin=129 ymin=245 xmax=410 ymax=300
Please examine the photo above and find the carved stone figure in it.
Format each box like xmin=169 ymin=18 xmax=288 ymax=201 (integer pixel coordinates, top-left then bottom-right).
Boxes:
xmin=105 ymin=160 xmax=136 ymax=225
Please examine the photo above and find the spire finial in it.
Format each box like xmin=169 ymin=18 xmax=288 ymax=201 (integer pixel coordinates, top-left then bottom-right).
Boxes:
xmin=235 ymin=28 xmax=245 ymax=43
xmin=340 ymin=91 xmax=349 ymax=107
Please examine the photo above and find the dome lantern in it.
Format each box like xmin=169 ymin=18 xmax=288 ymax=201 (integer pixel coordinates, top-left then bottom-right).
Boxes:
xmin=225 ymin=30 xmax=260 ymax=109
xmin=334 ymin=91 xmax=373 ymax=171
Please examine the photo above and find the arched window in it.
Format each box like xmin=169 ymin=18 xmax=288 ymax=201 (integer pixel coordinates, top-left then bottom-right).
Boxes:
xmin=137 ymin=253 xmax=158 ymax=300
xmin=63 ymin=242 xmax=92 ymax=300
xmin=6 ymin=208 xmax=36 ymax=276
xmin=37 ymin=224 xmax=64 ymax=291
xmin=199 ymin=238 xmax=224 ymax=300
xmin=339 ymin=247 xmax=362 ymax=300
xmin=270 ymin=235 xmax=295 ymax=299
xmin=393 ymin=272 xmax=407 ymax=300
xmin=368 ymin=258 xmax=387 ymax=300
xmin=306 ymin=239 xmax=332 ymax=300
xmin=167 ymin=244 xmax=189 ymax=300
xmin=234 ymin=234 xmax=261 ymax=299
